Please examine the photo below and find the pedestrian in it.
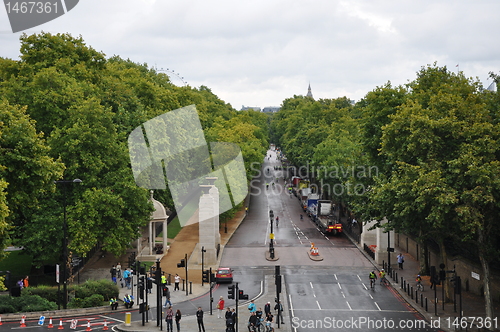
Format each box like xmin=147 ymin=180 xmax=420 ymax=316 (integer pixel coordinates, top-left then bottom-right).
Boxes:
xmin=23 ymin=276 xmax=29 ymax=288
xmin=165 ymin=306 xmax=174 ymax=332
xmin=116 ymin=262 xmax=122 ymax=278
xmin=174 ymin=274 xmax=181 ymax=291
xmin=109 ymin=297 xmax=118 ymax=310
xmin=175 ymin=309 xmax=181 ymax=332
xmin=217 ymin=296 xmax=225 ymax=318
xmin=247 ymin=299 xmax=256 ymax=313
xmin=147 ymin=273 xmax=154 ymax=293
xmin=17 ymin=278 xmax=24 ymax=290
xmin=264 ymin=301 xmax=271 ymax=316
xmin=397 ymin=253 xmax=405 ymax=270
xmin=274 ymin=300 xmax=284 ymax=324
xmin=225 ymin=308 xmax=233 ymax=332
xmin=196 ymin=307 xmax=205 ymax=332
xmin=123 ymin=268 xmax=132 ymax=289
xmin=231 ymin=309 xmax=237 ymax=331
xmin=110 ymin=265 xmax=117 ymax=284
xmin=163 ymin=287 xmax=172 ymax=308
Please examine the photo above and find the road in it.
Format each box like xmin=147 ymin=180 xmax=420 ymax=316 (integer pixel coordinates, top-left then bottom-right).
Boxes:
xmin=0 ymin=150 xmax=441 ymax=331
xmin=221 ymin=149 xmax=441 ymax=331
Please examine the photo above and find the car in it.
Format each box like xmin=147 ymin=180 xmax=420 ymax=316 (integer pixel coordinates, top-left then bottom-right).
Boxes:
xmin=215 ymin=267 xmax=233 ymax=283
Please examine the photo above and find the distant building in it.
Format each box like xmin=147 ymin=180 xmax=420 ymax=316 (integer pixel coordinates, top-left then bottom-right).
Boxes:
xmin=241 ymin=105 xmax=261 ymax=112
xmin=306 ymin=83 xmax=313 ymax=99
xmin=262 ymin=106 xmax=281 ymax=113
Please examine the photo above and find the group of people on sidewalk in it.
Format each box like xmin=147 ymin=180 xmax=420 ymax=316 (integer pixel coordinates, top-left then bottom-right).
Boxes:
xmin=164 ymin=305 xmax=183 ymax=332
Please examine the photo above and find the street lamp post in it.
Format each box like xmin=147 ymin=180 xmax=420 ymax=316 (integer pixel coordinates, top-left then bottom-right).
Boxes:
xmin=55 ymin=178 xmax=82 ymax=310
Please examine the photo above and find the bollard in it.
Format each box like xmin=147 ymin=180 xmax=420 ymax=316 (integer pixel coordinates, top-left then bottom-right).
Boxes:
xmin=189 ymin=281 xmax=192 ymax=294
xmin=421 ymin=294 xmax=424 ymax=307
xmin=125 ymin=312 xmax=132 ymax=327
xmin=182 ymin=279 xmax=185 ymax=291
xmin=425 ymin=297 xmax=428 ymax=312
xmin=395 ymin=272 xmax=398 ymax=283
xmin=401 ymin=277 xmax=403 ymax=288
xmin=410 ymin=286 xmax=413 ymax=298
xmin=416 ymin=290 xmax=418 ymax=304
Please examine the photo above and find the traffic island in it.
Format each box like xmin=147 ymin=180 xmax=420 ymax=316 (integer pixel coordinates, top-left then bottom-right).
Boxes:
xmin=265 ymin=250 xmax=279 ymax=261
xmin=307 ymin=249 xmax=323 ymax=261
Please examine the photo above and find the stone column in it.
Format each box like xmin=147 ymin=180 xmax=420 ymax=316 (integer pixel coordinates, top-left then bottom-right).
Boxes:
xmin=206 ymin=177 xmax=221 ymax=247
xmin=163 ymin=218 xmax=168 ymax=253
xmin=149 ymin=220 xmax=153 ymax=256
xmin=199 ymin=185 xmax=217 ymax=265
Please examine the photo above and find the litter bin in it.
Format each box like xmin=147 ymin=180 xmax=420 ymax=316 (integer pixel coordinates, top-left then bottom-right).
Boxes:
xmin=125 ymin=312 xmax=131 ymax=326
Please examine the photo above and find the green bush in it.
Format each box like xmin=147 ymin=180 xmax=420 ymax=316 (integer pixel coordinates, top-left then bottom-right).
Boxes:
xmin=82 ymin=294 xmax=105 ymax=308
xmin=74 ymin=279 xmax=118 ymax=300
xmin=68 ymin=297 xmax=84 ymax=309
xmin=0 ymin=295 xmax=57 ymax=312
xmin=22 ymin=285 xmax=59 ymax=303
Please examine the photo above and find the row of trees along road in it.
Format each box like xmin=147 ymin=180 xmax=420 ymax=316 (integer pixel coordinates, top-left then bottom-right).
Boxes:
xmin=0 ymin=33 xmax=269 ymax=280
xmin=270 ymin=64 xmax=500 ymax=319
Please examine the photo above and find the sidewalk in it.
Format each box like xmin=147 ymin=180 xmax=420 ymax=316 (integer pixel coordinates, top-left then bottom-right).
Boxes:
xmin=343 ymin=225 xmax=500 ymax=332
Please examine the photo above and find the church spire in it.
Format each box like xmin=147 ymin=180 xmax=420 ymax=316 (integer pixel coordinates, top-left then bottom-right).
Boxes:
xmin=306 ymin=83 xmax=313 ymax=99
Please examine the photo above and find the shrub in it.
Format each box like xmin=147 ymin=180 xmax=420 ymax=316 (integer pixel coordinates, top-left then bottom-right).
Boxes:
xmin=74 ymin=279 xmax=118 ymax=300
xmin=22 ymin=285 xmax=59 ymax=303
xmin=68 ymin=297 xmax=84 ymax=309
xmin=81 ymin=294 xmax=105 ymax=308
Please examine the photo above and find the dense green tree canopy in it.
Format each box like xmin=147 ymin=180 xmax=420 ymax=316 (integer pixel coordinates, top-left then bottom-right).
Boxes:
xmin=0 ymin=32 xmax=269 ymax=266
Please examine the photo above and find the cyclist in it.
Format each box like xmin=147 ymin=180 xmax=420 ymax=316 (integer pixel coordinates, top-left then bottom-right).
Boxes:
xmin=266 ymin=183 xmax=269 ymax=189
xmin=379 ymin=269 xmax=387 ymax=285
xmin=416 ymin=275 xmax=423 ymax=291
xmin=369 ymin=271 xmax=377 ymax=289
xmin=275 ymin=216 xmax=279 ymax=227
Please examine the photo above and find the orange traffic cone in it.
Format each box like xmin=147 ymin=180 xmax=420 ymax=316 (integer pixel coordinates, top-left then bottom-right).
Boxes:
xmin=0 ymin=315 xmax=3 ymax=325
xmin=48 ymin=317 xmax=54 ymax=328
xmin=85 ymin=320 xmax=92 ymax=331
xmin=102 ymin=320 xmax=109 ymax=331
xmin=58 ymin=318 xmax=64 ymax=329
xmin=20 ymin=315 xmax=27 ymax=328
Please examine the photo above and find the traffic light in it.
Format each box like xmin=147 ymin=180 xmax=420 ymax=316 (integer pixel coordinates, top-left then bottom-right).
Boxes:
xmin=238 ymin=290 xmax=248 ymax=300
xmin=138 ymin=276 xmax=145 ymax=300
xmin=202 ymin=270 xmax=210 ymax=283
xmin=276 ymin=274 xmax=282 ymax=294
xmin=177 ymin=259 xmax=185 ymax=268
xmin=228 ymin=285 xmax=235 ymax=299
xmin=455 ymin=276 xmax=461 ymax=295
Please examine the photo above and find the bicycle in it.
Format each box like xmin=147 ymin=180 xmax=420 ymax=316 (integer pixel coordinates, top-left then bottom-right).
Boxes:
xmin=369 ymin=278 xmax=376 ymax=289
xmin=380 ymin=277 xmax=389 ymax=286
xmin=416 ymin=281 xmax=424 ymax=292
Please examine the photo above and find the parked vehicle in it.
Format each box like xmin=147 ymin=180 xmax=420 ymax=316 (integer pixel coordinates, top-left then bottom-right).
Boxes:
xmin=314 ymin=200 xmax=342 ymax=235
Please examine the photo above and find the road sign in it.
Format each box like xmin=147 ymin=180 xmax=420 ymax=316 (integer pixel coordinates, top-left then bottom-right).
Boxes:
xmin=38 ymin=316 xmax=45 ymax=325
xmin=70 ymin=319 xmax=78 ymax=329
xmin=270 ymin=233 xmax=275 ymax=240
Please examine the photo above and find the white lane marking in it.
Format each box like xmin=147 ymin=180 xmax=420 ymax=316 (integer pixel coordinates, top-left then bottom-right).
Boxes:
xmin=334 ymin=274 xmax=338 ymax=280
xmin=316 ymin=300 xmax=322 ymax=310
xmin=362 ymin=283 xmax=368 ymax=290
xmin=346 ymin=301 xmax=352 ymax=310
xmin=288 ymin=293 xmax=294 ymax=317
xmin=369 ymin=293 xmax=373 ymax=300
xmin=337 ymin=282 xmax=342 ymax=290
xmin=374 ymin=302 xmax=382 ymax=311
xmin=309 ymin=282 xmax=314 ymax=289
xmin=357 ymin=274 xmax=362 ymax=281
xmin=341 ymin=291 xmax=346 ymax=298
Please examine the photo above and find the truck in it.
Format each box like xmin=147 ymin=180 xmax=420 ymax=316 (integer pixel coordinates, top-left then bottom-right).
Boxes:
xmin=305 ymin=193 xmax=320 ymax=218
xmin=314 ymin=200 xmax=343 ymax=235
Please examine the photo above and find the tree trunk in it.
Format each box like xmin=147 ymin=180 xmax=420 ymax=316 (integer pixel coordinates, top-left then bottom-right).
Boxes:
xmin=478 ymin=228 xmax=494 ymax=319
xmin=438 ymin=238 xmax=452 ymax=302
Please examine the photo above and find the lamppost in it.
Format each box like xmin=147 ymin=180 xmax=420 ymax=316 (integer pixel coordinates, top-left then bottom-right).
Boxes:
xmin=54 ymin=178 xmax=82 ymax=309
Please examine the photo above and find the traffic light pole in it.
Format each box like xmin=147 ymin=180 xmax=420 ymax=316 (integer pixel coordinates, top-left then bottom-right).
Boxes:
xmin=235 ymin=282 xmax=239 ymax=332
xmin=209 ymin=267 xmax=213 ymax=315
xmin=184 ymin=253 xmax=188 ymax=296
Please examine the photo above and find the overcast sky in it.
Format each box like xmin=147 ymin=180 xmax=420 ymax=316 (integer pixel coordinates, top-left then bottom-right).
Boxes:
xmin=1 ymin=0 xmax=499 ymax=110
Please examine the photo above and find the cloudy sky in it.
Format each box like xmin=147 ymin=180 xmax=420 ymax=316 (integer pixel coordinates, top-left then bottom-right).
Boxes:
xmin=1 ymin=0 xmax=499 ymax=109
